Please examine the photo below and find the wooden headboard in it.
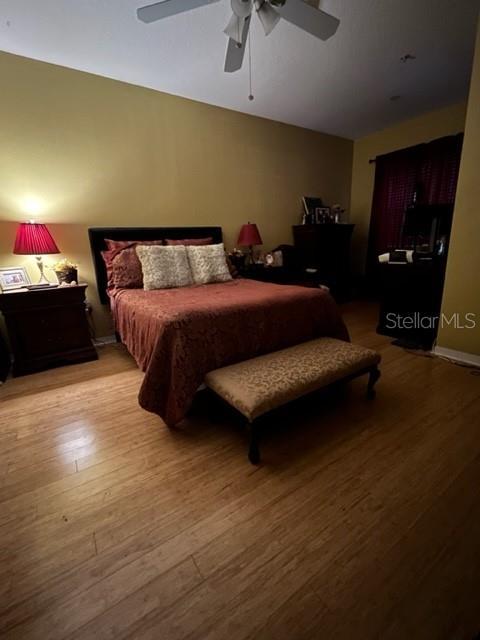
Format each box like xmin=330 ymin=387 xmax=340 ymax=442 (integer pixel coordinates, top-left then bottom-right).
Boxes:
xmin=88 ymin=226 xmax=223 ymax=304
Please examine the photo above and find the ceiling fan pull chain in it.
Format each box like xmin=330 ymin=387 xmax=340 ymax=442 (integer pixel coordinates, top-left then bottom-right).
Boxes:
xmin=248 ymin=27 xmax=254 ymax=101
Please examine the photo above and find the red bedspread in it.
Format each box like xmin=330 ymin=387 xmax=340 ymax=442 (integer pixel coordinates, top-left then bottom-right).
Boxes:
xmin=111 ymin=279 xmax=349 ymax=425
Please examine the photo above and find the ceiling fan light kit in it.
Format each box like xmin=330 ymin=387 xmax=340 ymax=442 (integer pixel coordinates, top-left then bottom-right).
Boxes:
xmin=137 ymin=0 xmax=339 ymax=80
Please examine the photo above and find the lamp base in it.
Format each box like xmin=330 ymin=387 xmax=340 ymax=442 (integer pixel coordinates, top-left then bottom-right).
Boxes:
xmin=34 ymin=256 xmax=51 ymax=285
xmin=245 ymin=245 xmax=256 ymax=266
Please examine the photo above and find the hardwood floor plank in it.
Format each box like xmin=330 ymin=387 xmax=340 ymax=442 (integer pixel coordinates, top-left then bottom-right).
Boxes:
xmin=1 ymin=534 xmax=97 ymax=622
xmin=0 ymin=345 xmax=137 ymax=404
xmin=3 ymin=557 xmax=202 ymax=640
xmin=380 ymin=457 xmax=480 ymax=640
xmin=65 ymin=557 xmax=203 ymax=640
xmin=306 ymin=420 xmax=480 ymax=637
xmin=192 ymin=391 xmax=479 ymax=580
xmin=251 ymin=582 xmax=331 ymax=640
xmin=0 ymin=303 xmax=479 ymax=640
xmin=110 ymin=398 xmax=479 ymax=639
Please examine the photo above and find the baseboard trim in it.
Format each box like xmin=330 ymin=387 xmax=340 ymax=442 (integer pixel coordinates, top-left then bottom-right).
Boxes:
xmin=93 ymin=334 xmax=117 ymax=346
xmin=433 ymin=346 xmax=480 ymax=368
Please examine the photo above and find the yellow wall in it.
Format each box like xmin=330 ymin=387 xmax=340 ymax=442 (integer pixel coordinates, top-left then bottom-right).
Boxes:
xmin=0 ymin=52 xmax=353 ymax=336
xmin=350 ymin=102 xmax=467 ymax=274
xmin=437 ymin=19 xmax=480 ymax=357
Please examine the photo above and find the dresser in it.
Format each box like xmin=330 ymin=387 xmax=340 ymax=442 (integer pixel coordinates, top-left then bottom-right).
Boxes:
xmin=292 ymin=224 xmax=354 ymax=300
xmin=0 ymin=284 xmax=97 ymax=377
xmin=376 ymin=259 xmax=447 ymax=349
xmin=0 ymin=328 xmax=10 ymax=382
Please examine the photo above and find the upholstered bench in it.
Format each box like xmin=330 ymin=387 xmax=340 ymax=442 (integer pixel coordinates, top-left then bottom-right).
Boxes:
xmin=205 ymin=337 xmax=381 ymax=464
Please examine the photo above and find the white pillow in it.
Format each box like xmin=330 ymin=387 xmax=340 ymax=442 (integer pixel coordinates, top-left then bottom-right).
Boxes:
xmin=187 ymin=243 xmax=233 ymax=285
xmin=136 ymin=245 xmax=193 ymax=290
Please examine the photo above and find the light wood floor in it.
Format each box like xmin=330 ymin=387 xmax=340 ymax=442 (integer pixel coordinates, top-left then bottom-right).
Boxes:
xmin=1 ymin=302 xmax=479 ymax=640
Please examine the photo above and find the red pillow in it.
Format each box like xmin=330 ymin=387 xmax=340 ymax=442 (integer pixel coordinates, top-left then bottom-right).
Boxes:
xmin=100 ymin=249 xmax=117 ymax=289
xmin=101 ymin=240 xmax=163 ymax=288
xmin=165 ymin=237 xmax=213 ymax=246
xmin=111 ymin=247 xmax=144 ymax=289
xmin=105 ymin=239 xmax=152 ymax=251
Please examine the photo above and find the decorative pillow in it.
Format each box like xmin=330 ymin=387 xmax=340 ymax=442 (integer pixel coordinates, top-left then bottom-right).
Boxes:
xmin=105 ymin=238 xmax=157 ymax=251
xmin=165 ymin=237 xmax=213 ymax=246
xmin=136 ymin=245 xmax=193 ymax=290
xmin=105 ymin=239 xmax=130 ymax=251
xmin=101 ymin=240 xmax=164 ymax=289
xmin=111 ymin=247 xmax=144 ymax=289
xmin=100 ymin=249 xmax=118 ymax=289
xmin=186 ymin=243 xmax=233 ymax=285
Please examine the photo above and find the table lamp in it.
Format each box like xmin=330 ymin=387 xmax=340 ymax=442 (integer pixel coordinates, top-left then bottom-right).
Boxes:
xmin=13 ymin=222 xmax=60 ymax=288
xmin=237 ymin=222 xmax=263 ymax=265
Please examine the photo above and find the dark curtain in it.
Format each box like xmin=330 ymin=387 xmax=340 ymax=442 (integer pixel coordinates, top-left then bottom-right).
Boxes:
xmin=418 ymin=134 xmax=464 ymax=205
xmin=366 ymin=133 xmax=463 ymax=276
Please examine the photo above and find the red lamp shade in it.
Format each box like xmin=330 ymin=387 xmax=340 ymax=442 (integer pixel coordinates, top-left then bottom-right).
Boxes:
xmin=13 ymin=223 xmax=60 ymax=255
xmin=237 ymin=223 xmax=263 ymax=247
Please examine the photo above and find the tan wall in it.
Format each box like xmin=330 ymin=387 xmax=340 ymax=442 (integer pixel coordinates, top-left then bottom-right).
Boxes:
xmin=350 ymin=102 xmax=467 ymax=275
xmin=0 ymin=52 xmax=353 ymax=336
xmin=437 ymin=19 xmax=480 ymax=357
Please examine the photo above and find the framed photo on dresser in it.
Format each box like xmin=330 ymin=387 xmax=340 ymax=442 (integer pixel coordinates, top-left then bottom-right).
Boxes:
xmin=314 ymin=207 xmax=331 ymax=224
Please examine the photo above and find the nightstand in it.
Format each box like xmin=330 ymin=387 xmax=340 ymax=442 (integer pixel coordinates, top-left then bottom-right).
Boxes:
xmin=239 ymin=264 xmax=293 ymax=284
xmin=0 ymin=284 xmax=98 ymax=376
xmin=0 ymin=329 xmax=9 ymax=382
xmin=239 ymin=264 xmax=324 ymax=289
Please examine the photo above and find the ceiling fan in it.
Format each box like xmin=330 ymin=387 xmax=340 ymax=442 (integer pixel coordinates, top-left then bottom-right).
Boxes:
xmin=136 ymin=0 xmax=340 ymax=73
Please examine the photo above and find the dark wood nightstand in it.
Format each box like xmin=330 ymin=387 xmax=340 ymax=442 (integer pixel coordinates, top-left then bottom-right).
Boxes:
xmin=0 ymin=328 xmax=10 ymax=382
xmin=0 ymin=284 xmax=98 ymax=377
xmin=239 ymin=264 xmax=293 ymax=284
xmin=239 ymin=264 xmax=326 ymax=290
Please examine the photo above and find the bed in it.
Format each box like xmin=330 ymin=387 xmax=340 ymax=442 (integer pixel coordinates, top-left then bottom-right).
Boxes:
xmin=89 ymin=226 xmax=349 ymax=425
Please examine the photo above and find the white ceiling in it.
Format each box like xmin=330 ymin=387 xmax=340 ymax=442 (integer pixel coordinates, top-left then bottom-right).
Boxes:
xmin=0 ymin=0 xmax=478 ymax=138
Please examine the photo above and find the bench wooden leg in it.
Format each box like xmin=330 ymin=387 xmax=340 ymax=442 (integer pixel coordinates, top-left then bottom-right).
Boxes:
xmin=367 ymin=366 xmax=381 ymax=399
xmin=248 ymin=422 xmax=261 ymax=465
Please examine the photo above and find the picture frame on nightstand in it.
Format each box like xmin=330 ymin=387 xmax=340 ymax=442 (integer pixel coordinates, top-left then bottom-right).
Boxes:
xmin=0 ymin=266 xmax=31 ymax=292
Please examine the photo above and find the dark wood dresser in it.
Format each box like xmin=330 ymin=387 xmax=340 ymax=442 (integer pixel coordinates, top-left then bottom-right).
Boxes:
xmin=376 ymin=260 xmax=447 ymax=349
xmin=0 ymin=328 xmax=10 ymax=382
xmin=292 ymin=224 xmax=354 ymax=300
xmin=0 ymin=284 xmax=97 ymax=377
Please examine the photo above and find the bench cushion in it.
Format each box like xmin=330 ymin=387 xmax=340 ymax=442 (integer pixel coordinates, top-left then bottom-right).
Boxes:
xmin=205 ymin=338 xmax=381 ymax=422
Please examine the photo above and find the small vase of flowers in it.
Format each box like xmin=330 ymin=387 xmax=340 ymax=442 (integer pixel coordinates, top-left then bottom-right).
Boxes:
xmin=52 ymin=259 xmax=78 ymax=285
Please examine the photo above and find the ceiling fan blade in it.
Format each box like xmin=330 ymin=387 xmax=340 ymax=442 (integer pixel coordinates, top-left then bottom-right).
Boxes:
xmin=273 ymin=0 xmax=339 ymax=40
xmin=256 ymin=2 xmax=280 ymax=36
xmin=224 ymin=13 xmax=245 ymax=44
xmin=137 ymin=0 xmax=220 ymax=23
xmin=224 ymin=15 xmax=251 ymax=72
